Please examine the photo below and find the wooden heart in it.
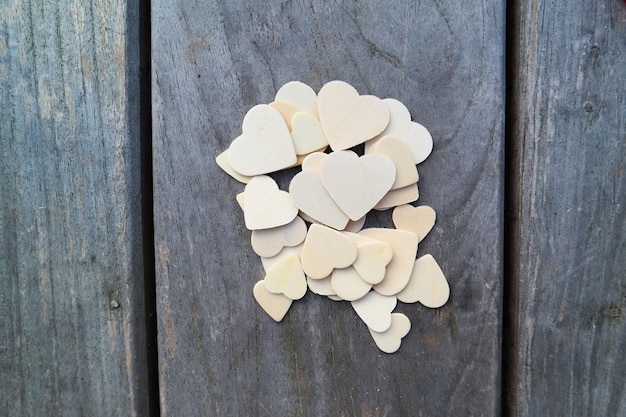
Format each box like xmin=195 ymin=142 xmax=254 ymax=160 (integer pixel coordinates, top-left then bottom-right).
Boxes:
xmin=351 ymin=291 xmax=397 ymax=332
xmin=300 ymin=152 xmax=327 ymax=172
xmin=317 ymin=80 xmax=389 ymax=151
xmin=301 ymin=224 xmax=357 ymax=279
xmin=251 ymin=216 xmax=307 ymax=258
xmin=243 ymin=175 xmax=298 ymax=230
xmin=253 ymin=280 xmax=293 ymax=322
xmin=359 ymin=228 xmax=419 ymax=296
xmin=291 ymin=112 xmax=328 ymax=155
xmin=392 ymin=205 xmax=436 ymax=242
xmin=264 ymin=253 xmax=307 ymax=300
xmin=365 ymin=98 xmax=433 ymax=164
xmin=374 ymin=183 xmax=419 ymax=211
xmin=289 ymin=169 xmax=350 ymax=230
xmin=307 ymin=275 xmax=335 ymax=296
xmin=368 ymin=313 xmax=411 ymax=353
xmin=343 ymin=232 xmax=393 ymax=285
xmin=320 ymin=151 xmax=396 ymax=221
xmin=371 ymin=136 xmax=419 ymax=189
xmin=275 ymin=81 xmax=319 ymax=118
xmin=330 ymin=266 xmax=372 ymax=301
xmin=228 ymin=104 xmax=296 ymax=176
xmin=215 ymin=149 xmax=253 ymax=184
xmin=260 ymin=244 xmax=303 ymax=273
xmin=269 ymin=100 xmax=298 ymax=130
xmin=396 ymin=254 xmax=449 ymax=307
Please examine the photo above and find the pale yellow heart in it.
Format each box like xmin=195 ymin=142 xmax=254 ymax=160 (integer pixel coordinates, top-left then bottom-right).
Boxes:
xmin=301 ymin=224 xmax=357 ymax=279
xmin=264 ymin=253 xmax=307 ymax=300
xmin=275 ymin=81 xmax=319 ymax=118
xmin=300 ymin=152 xmax=327 ymax=172
xmin=253 ymin=280 xmax=293 ymax=322
xmin=289 ymin=169 xmax=350 ymax=230
xmin=343 ymin=232 xmax=393 ymax=285
xmin=215 ymin=149 xmax=253 ymax=184
xmin=291 ymin=112 xmax=328 ymax=155
xmin=365 ymin=98 xmax=433 ymax=164
xmin=251 ymin=216 xmax=307 ymax=258
xmin=359 ymin=228 xmax=418 ymax=296
xmin=392 ymin=204 xmax=436 ymax=242
xmin=260 ymin=244 xmax=303 ymax=273
xmin=306 ymin=275 xmax=335 ymax=296
xmin=320 ymin=150 xmax=396 ymax=221
xmin=396 ymin=254 xmax=449 ymax=307
xmin=330 ymin=266 xmax=372 ymax=301
xmin=374 ymin=183 xmax=419 ymax=211
xmin=351 ymin=291 xmax=397 ymax=332
xmin=371 ymin=136 xmax=419 ymax=189
xmin=228 ymin=104 xmax=296 ymax=176
xmin=243 ymin=175 xmax=298 ymax=230
xmin=368 ymin=313 xmax=411 ymax=354
xmin=269 ymin=101 xmax=298 ymax=130
xmin=317 ymin=81 xmax=389 ymax=151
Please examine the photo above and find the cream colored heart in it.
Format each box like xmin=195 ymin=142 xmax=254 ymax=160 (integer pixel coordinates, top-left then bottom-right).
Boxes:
xmin=320 ymin=151 xmax=396 ymax=221
xmin=275 ymin=81 xmax=319 ymax=118
xmin=291 ymin=112 xmax=328 ymax=155
xmin=396 ymin=254 xmax=449 ymax=307
xmin=344 ymin=215 xmax=366 ymax=233
xmin=351 ymin=291 xmax=397 ymax=332
xmin=343 ymin=232 xmax=393 ymax=285
xmin=253 ymin=280 xmax=293 ymax=322
xmin=392 ymin=205 xmax=436 ymax=242
xmin=251 ymin=216 xmax=307 ymax=258
xmin=330 ymin=266 xmax=372 ymax=301
xmin=317 ymin=81 xmax=389 ymax=151
xmin=368 ymin=313 xmax=411 ymax=354
xmin=289 ymin=169 xmax=350 ymax=230
xmin=371 ymin=136 xmax=419 ymax=189
xmin=215 ymin=149 xmax=253 ymax=184
xmin=374 ymin=183 xmax=419 ymax=211
xmin=300 ymin=152 xmax=327 ymax=172
xmin=301 ymin=224 xmax=357 ymax=279
xmin=307 ymin=275 xmax=335 ymax=296
xmin=359 ymin=228 xmax=418 ymax=296
xmin=243 ymin=175 xmax=298 ymax=230
xmin=269 ymin=100 xmax=298 ymax=130
xmin=228 ymin=104 xmax=297 ymax=176
xmin=264 ymin=253 xmax=307 ymax=300
xmin=288 ymin=146 xmax=328 ymax=169
xmin=261 ymin=244 xmax=303 ymax=273
xmin=365 ymin=98 xmax=433 ymax=164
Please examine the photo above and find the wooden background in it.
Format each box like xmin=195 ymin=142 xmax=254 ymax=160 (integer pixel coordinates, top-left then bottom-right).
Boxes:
xmin=1 ymin=0 xmax=624 ymax=416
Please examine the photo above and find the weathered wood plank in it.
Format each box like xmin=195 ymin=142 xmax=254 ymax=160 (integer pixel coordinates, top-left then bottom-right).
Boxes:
xmin=0 ymin=1 xmax=148 ymax=415
xmin=152 ymin=1 xmax=504 ymax=415
xmin=507 ymin=1 xmax=626 ymax=415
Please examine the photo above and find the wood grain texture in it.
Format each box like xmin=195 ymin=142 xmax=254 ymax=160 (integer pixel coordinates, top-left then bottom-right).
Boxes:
xmin=507 ymin=1 xmax=626 ymax=415
xmin=152 ymin=1 xmax=504 ymax=415
xmin=0 ymin=1 xmax=148 ymax=415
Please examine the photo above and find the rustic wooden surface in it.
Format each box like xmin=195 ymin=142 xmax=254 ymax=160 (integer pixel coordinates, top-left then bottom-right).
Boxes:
xmin=0 ymin=0 xmax=148 ymax=415
xmin=507 ymin=0 xmax=626 ymax=416
xmin=152 ymin=1 xmax=504 ymax=416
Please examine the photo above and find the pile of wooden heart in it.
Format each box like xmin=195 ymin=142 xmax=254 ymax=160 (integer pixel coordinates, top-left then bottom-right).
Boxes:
xmin=216 ymin=80 xmax=449 ymax=353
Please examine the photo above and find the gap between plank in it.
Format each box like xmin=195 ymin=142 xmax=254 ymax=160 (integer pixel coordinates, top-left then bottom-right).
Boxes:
xmin=139 ymin=0 xmax=160 ymax=414
xmin=503 ymin=0 xmax=520 ymax=415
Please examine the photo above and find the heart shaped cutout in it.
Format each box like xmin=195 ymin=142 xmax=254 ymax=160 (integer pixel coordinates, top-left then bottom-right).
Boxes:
xmin=392 ymin=205 xmax=436 ymax=242
xmin=291 ymin=112 xmax=328 ymax=155
xmin=275 ymin=81 xmax=319 ymax=118
xmin=359 ymin=228 xmax=419 ymax=296
xmin=260 ymin=244 xmax=303 ymax=273
xmin=317 ymin=81 xmax=389 ymax=151
xmin=215 ymin=149 xmax=253 ymax=184
xmin=269 ymin=101 xmax=298 ymax=130
xmin=368 ymin=313 xmax=411 ymax=353
xmin=264 ymin=253 xmax=307 ymax=300
xmin=351 ymin=291 xmax=397 ymax=332
xmin=365 ymin=98 xmax=433 ymax=164
xmin=320 ymin=151 xmax=396 ymax=221
xmin=228 ymin=104 xmax=297 ymax=176
xmin=301 ymin=224 xmax=357 ymax=279
xmin=343 ymin=232 xmax=393 ymax=285
xmin=330 ymin=266 xmax=372 ymax=301
xmin=251 ymin=216 xmax=307 ymax=258
xmin=289 ymin=169 xmax=350 ymax=230
xmin=374 ymin=183 xmax=419 ymax=211
xmin=253 ymin=280 xmax=293 ymax=322
xmin=307 ymin=275 xmax=335 ymax=296
xmin=396 ymin=254 xmax=449 ymax=307
xmin=244 ymin=175 xmax=298 ymax=230
xmin=371 ymin=136 xmax=419 ymax=189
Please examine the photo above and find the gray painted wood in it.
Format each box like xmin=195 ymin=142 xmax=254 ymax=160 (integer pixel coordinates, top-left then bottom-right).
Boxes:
xmin=0 ymin=1 xmax=148 ymax=415
xmin=507 ymin=1 xmax=626 ymax=415
xmin=152 ymin=1 xmax=504 ymax=416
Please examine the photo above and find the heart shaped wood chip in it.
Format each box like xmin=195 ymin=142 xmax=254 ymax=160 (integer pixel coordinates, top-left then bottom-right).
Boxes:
xmin=264 ymin=252 xmax=307 ymax=300
xmin=253 ymin=280 xmax=293 ymax=322
xmin=251 ymin=216 xmax=307 ymax=258
xmin=330 ymin=266 xmax=372 ymax=301
xmin=368 ymin=313 xmax=411 ymax=353
xmin=392 ymin=204 xmax=436 ymax=242
xmin=275 ymin=81 xmax=319 ymax=118
xmin=318 ymin=81 xmax=389 ymax=151
xmin=228 ymin=104 xmax=297 ymax=176
xmin=301 ymin=224 xmax=358 ymax=279
xmin=320 ymin=150 xmax=396 ymax=220
xmin=244 ymin=175 xmax=298 ymax=230
xmin=371 ymin=136 xmax=419 ymax=189
xmin=351 ymin=291 xmax=397 ymax=332
xmin=291 ymin=112 xmax=328 ymax=155
xmin=396 ymin=254 xmax=449 ymax=307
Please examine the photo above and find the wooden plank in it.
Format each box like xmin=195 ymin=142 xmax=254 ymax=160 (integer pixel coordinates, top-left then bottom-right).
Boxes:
xmin=0 ymin=1 xmax=148 ymax=415
xmin=152 ymin=1 xmax=504 ymax=415
xmin=506 ymin=1 xmax=626 ymax=415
